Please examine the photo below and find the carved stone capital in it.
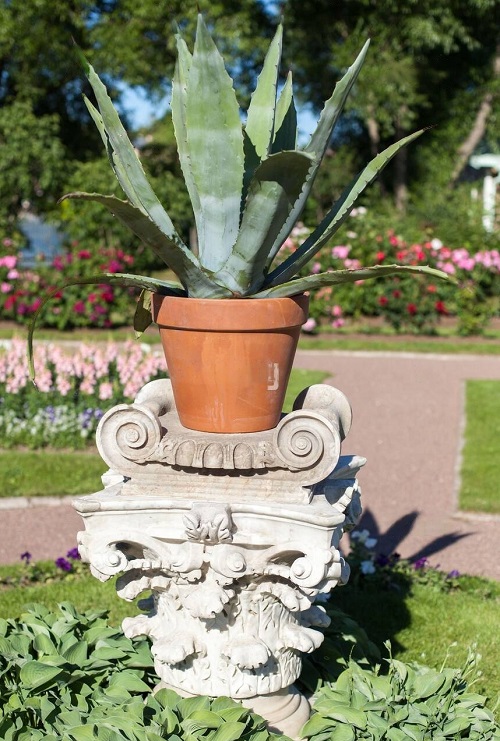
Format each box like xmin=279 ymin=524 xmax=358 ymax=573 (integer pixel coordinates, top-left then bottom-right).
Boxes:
xmin=95 ymin=379 xmax=353 ymax=503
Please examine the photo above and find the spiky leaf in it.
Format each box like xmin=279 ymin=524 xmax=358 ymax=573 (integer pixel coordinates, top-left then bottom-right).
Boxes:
xmin=265 ymin=40 xmax=370 ymax=267
xmin=185 ymin=14 xmax=244 ymax=271
xmin=271 ymin=72 xmax=297 ymax=154
xmin=80 ymin=54 xmax=189 ymax=259
xmin=245 ymin=23 xmax=283 ymax=160
xmin=171 ymin=33 xmax=201 ymax=233
xmin=28 ymin=274 xmax=186 ymax=383
xmin=254 ymin=264 xmax=453 ymax=299
xmin=59 ymin=192 xmax=229 ymax=298
xmin=134 ymin=290 xmax=153 ymax=338
xmin=265 ymin=129 xmax=426 ymax=287
xmin=214 ymin=150 xmax=314 ymax=295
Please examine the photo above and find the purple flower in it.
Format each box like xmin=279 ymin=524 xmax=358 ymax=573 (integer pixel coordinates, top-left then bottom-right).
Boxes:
xmin=20 ymin=551 xmax=32 ymax=564
xmin=447 ymin=569 xmax=460 ymax=579
xmin=413 ymin=557 xmax=429 ymax=570
xmin=375 ymin=553 xmax=390 ymax=567
xmin=66 ymin=547 xmax=81 ymax=560
xmin=55 ymin=557 xmax=72 ymax=572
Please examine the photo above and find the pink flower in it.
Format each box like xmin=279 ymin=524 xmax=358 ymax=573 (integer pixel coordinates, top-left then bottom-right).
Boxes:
xmin=331 ymin=245 xmax=350 ymax=260
xmin=99 ymin=382 xmax=113 ymax=400
xmin=78 ymin=250 xmax=91 ymax=259
xmin=73 ymin=301 xmax=86 ymax=314
xmin=0 ymin=255 xmax=16 ymax=269
xmin=331 ymin=318 xmax=345 ymax=328
xmin=1 ymin=282 xmax=12 ymax=293
xmin=302 ymin=318 xmax=317 ymax=333
xmin=7 ymin=269 xmax=19 ymax=280
xmin=331 ymin=304 xmax=343 ymax=317
xmin=311 ymin=262 xmax=321 ymax=274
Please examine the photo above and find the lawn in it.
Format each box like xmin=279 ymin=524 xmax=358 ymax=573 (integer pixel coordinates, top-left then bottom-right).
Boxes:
xmin=459 ymin=380 xmax=500 ymax=514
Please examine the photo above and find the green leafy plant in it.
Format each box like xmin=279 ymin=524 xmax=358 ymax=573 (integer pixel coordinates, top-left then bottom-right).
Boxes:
xmin=302 ymin=647 xmax=500 ymax=741
xmin=0 ymin=602 xmax=284 ymax=741
xmin=28 ymin=15 xmax=450 ymax=376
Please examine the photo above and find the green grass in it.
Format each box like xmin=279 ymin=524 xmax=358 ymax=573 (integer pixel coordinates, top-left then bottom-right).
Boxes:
xmin=4 ymin=324 xmax=500 ymax=354
xmin=298 ymin=335 xmax=500 ymax=354
xmin=0 ymin=449 xmax=108 ymax=498
xmin=1 ymin=566 xmax=498 ymax=705
xmin=332 ymin=577 xmax=500 ymax=704
xmin=459 ymin=380 xmax=500 ymax=514
xmin=0 ymin=369 xmax=329 ymax=498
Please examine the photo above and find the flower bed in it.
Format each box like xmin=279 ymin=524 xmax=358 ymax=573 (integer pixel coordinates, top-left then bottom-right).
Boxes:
xmin=0 ymin=237 xmax=138 ymax=330
xmin=0 ymin=340 xmax=166 ymax=448
xmin=281 ymin=214 xmax=500 ymax=336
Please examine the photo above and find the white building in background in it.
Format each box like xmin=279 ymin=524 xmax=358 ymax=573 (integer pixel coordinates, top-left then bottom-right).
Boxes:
xmin=469 ymin=153 xmax=500 ymax=232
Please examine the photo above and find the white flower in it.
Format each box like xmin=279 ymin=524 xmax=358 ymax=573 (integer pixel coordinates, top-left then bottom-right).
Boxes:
xmin=430 ymin=238 xmax=443 ymax=249
xmin=360 ymin=560 xmax=376 ymax=575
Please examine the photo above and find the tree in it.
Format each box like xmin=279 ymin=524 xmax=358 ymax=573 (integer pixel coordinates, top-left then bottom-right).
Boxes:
xmin=279 ymin=0 xmax=500 ymax=210
xmin=0 ymin=0 xmax=274 ymax=232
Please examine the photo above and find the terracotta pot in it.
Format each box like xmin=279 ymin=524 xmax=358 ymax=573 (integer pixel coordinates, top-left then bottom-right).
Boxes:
xmin=151 ymin=294 xmax=309 ymax=434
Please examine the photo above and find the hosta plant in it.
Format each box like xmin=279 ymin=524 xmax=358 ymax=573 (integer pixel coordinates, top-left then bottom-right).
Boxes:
xmin=29 ymin=15 xmax=450 ymax=375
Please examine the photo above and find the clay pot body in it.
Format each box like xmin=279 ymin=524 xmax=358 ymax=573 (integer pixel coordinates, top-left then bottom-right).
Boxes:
xmin=151 ymin=294 xmax=309 ymax=434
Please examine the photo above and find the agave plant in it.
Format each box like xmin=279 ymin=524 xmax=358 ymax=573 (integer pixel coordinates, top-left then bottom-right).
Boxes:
xmin=29 ymin=14 xmax=449 ymax=375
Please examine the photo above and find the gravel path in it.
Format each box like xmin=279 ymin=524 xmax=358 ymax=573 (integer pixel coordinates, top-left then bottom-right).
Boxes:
xmin=1 ymin=349 xmax=499 ymax=579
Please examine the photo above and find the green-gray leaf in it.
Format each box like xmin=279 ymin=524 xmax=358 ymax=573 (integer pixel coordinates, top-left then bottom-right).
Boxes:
xmin=134 ymin=289 xmax=153 ymax=338
xmin=185 ymin=14 xmax=244 ymax=271
xmin=254 ymin=264 xmax=453 ymax=299
xmin=27 ymin=273 xmax=187 ymax=384
xmin=265 ymin=40 xmax=370 ymax=268
xmin=214 ymin=150 xmax=314 ymax=295
xmin=59 ymin=192 xmax=227 ymax=297
xmin=264 ymin=129 xmax=426 ymax=287
xmin=245 ymin=23 xmax=283 ymax=159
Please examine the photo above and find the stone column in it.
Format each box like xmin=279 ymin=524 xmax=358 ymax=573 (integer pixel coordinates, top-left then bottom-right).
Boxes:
xmin=74 ymin=380 xmax=364 ymax=738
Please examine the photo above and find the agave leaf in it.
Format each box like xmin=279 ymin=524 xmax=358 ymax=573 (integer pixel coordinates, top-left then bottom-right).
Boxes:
xmin=134 ymin=289 xmax=153 ymax=338
xmin=265 ymin=129 xmax=426 ymax=287
xmin=254 ymin=264 xmax=453 ymax=299
xmin=245 ymin=23 xmax=283 ymax=160
xmin=271 ymin=72 xmax=297 ymax=154
xmin=80 ymin=53 xmax=192 ymax=264
xmin=171 ymin=33 xmax=202 ymax=235
xmin=265 ymin=40 xmax=370 ymax=268
xmin=213 ymin=150 xmax=314 ymax=295
xmin=59 ymin=192 xmax=230 ymax=298
xmin=27 ymin=273 xmax=186 ymax=384
xmin=185 ymin=14 xmax=244 ymax=271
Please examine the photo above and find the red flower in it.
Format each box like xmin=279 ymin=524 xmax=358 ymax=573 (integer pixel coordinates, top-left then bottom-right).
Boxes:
xmin=427 ymin=284 xmax=437 ymax=293
xmin=73 ymin=300 xmax=86 ymax=314
xmin=407 ymin=303 xmax=417 ymax=315
xmin=4 ymin=295 xmax=16 ymax=310
xmin=101 ymin=289 xmax=114 ymax=303
xmin=392 ymin=290 xmax=401 ymax=299
xmin=78 ymin=250 xmax=91 ymax=259
xmin=375 ymin=251 xmax=385 ymax=262
xmin=378 ymin=296 xmax=388 ymax=306
xmin=107 ymin=259 xmax=123 ymax=273
xmin=435 ymin=300 xmax=447 ymax=314
xmin=396 ymin=250 xmax=406 ymax=260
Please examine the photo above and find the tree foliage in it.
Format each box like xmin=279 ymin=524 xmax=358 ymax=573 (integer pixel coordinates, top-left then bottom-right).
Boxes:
xmin=279 ymin=0 xmax=500 ymax=208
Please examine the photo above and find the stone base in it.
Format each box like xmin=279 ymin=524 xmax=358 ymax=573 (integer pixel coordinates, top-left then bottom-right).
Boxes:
xmin=241 ymin=686 xmax=310 ymax=739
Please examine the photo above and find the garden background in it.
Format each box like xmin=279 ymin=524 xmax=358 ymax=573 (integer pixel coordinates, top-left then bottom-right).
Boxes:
xmin=1 ymin=2 xmax=500 ymax=739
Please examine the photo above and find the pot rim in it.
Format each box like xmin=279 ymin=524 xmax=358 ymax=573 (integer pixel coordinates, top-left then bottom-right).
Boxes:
xmin=151 ymin=293 xmax=309 ymax=331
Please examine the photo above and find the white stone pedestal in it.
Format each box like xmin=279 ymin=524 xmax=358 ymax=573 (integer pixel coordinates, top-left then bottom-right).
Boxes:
xmin=73 ymin=380 xmax=364 ymax=738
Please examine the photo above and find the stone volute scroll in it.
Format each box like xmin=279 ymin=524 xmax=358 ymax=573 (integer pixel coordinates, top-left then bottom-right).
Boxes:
xmin=74 ymin=379 xmax=365 ymax=739
xmin=95 ymin=378 xmax=353 ymax=503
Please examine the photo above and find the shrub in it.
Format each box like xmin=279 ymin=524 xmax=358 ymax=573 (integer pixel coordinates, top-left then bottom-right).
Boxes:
xmin=0 ymin=239 xmax=138 ymax=330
